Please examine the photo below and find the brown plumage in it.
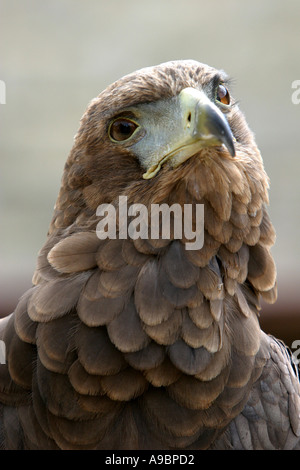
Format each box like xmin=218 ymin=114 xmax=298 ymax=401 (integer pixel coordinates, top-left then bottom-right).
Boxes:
xmin=0 ymin=60 xmax=299 ymax=450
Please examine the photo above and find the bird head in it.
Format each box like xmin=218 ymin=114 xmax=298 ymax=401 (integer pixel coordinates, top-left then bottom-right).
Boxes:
xmin=54 ymin=60 xmax=265 ymax=218
xmin=106 ymin=84 xmax=236 ymax=180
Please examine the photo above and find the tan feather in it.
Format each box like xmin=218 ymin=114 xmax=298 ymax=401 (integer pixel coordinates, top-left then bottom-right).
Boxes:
xmin=230 ymin=210 xmax=249 ymax=230
xmin=162 ymin=241 xmax=199 ymax=289
xmin=78 ymin=269 xmax=101 ymax=301
xmin=46 ymin=407 xmax=120 ymax=449
xmin=224 ymin=277 xmax=237 ymax=296
xmin=94 ymin=405 xmax=140 ymax=450
xmin=107 ymin=296 xmax=150 ymax=353
xmin=96 ymin=239 xmax=126 ymax=271
xmin=226 ymin=351 xmax=255 ymax=387
xmin=162 ymin=276 xmax=198 ymax=308
xmin=208 ymin=159 xmax=230 ymax=195
xmin=186 ymin=167 xmax=205 ymax=201
xmin=186 ymin=288 xmax=204 ymax=308
xmin=36 ymin=316 xmax=77 ymax=373
xmin=234 ymin=285 xmax=252 ymax=318
xmin=48 ymin=232 xmax=100 ymax=273
xmin=248 ymin=244 xmax=277 ymax=292
xmin=142 ymin=388 xmax=204 ymax=438
xmin=147 ymin=237 xmax=171 ymax=249
xmin=192 ymin=161 xmax=217 ymax=195
xmin=168 ymin=339 xmax=213 ymax=375
xmin=248 ymin=208 xmax=263 ymax=227
xmin=100 ymin=368 xmax=148 ymax=401
xmin=17 ymin=405 xmax=59 ymax=449
xmin=182 ymin=311 xmax=222 ymax=353
xmin=225 ymin=237 xmax=243 ymax=253
xmin=206 ymin=191 xmax=232 ymax=222
xmin=260 ymin=283 xmax=278 ymax=304
xmin=209 ymin=298 xmax=224 ymax=322
xmin=243 ymin=226 xmax=261 ymax=246
xmin=182 ymin=309 xmax=206 ymax=348
xmin=214 ymin=221 xmax=233 ymax=245
xmin=68 ymin=359 xmax=104 ymax=395
xmin=240 ymin=282 xmax=260 ymax=311
xmin=78 ymin=273 xmax=126 ymax=327
xmin=77 ymin=394 xmax=121 ymax=416
xmin=14 ymin=290 xmax=37 ymax=345
xmin=232 ymin=197 xmax=248 ymax=215
xmin=231 ymin=225 xmax=251 ymax=242
xmin=226 ymin=302 xmax=261 ymax=356
xmin=219 ymin=244 xmax=249 ymax=284
xmin=133 ymin=237 xmax=162 ymax=255
xmin=121 ymin=239 xmax=149 ymax=267
xmin=236 ymin=244 xmax=250 ymax=283
xmin=99 ymin=264 xmax=139 ymax=297
xmin=33 ymin=236 xmax=62 ymax=282
xmin=124 ymin=342 xmax=165 ymax=371
xmin=143 ymin=309 xmax=182 ymax=345
xmin=144 ymin=357 xmax=181 ymax=386
xmin=77 ymin=293 xmax=126 ymax=327
xmin=219 ymin=159 xmax=248 ymax=198
xmin=134 ymin=259 xmax=174 ymax=326
xmin=185 ymin=231 xmax=220 ymax=267
xmin=259 ymin=209 xmax=276 ymax=247
xmin=195 ymin=334 xmax=231 ymax=381
xmin=204 ymin=202 xmax=224 ymax=238
xmin=197 ymin=258 xmax=223 ymax=300
xmin=216 ymin=382 xmax=250 ymax=411
xmin=188 ymin=297 xmax=213 ymax=329
xmin=36 ymin=359 xmax=91 ymax=420
xmin=76 ymin=323 xmax=126 ymax=375
xmin=5 ymin=326 xmax=35 ymax=389
xmin=168 ymin=366 xmax=229 ymax=410
xmin=247 ymin=190 xmax=263 ymax=216
xmin=218 ymin=245 xmax=240 ymax=279
xmin=28 ymin=273 xmax=90 ymax=322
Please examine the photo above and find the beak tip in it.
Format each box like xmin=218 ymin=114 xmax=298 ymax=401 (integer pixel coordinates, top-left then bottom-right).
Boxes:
xmin=228 ymin=142 xmax=236 ymax=157
xmin=221 ymin=134 xmax=235 ymax=158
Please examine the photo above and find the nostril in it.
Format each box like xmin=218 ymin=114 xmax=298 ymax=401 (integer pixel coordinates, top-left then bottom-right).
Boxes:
xmin=187 ymin=112 xmax=191 ymax=122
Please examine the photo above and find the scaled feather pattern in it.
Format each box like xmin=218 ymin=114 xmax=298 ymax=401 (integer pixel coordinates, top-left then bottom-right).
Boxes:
xmin=0 ymin=60 xmax=299 ymax=450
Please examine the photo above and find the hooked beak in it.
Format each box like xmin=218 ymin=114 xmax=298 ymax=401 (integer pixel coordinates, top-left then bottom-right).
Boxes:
xmin=143 ymin=87 xmax=235 ymax=179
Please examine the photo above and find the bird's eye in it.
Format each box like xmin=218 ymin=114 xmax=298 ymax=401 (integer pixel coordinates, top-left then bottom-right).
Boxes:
xmin=216 ymin=84 xmax=230 ymax=106
xmin=109 ymin=118 xmax=139 ymax=142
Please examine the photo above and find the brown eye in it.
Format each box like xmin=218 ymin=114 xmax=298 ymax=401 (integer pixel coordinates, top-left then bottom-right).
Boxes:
xmin=109 ymin=118 xmax=138 ymax=142
xmin=216 ymin=84 xmax=230 ymax=106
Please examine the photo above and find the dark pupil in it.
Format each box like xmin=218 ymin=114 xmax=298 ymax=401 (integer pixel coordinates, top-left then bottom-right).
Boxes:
xmin=117 ymin=121 xmax=133 ymax=135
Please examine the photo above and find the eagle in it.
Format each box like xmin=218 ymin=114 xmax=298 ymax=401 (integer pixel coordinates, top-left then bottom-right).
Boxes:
xmin=0 ymin=60 xmax=299 ymax=450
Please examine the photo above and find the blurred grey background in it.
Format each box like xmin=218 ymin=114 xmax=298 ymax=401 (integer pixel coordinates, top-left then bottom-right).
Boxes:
xmin=0 ymin=0 xmax=299 ymax=346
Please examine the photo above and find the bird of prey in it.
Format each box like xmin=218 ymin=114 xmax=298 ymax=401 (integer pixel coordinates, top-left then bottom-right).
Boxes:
xmin=0 ymin=60 xmax=299 ymax=450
